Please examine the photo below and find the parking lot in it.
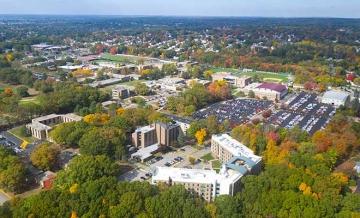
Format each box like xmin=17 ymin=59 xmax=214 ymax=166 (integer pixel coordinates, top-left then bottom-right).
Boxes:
xmin=0 ymin=131 xmax=39 ymax=159
xmin=120 ymin=145 xmax=212 ymax=182
xmin=269 ymin=92 xmax=336 ymax=135
xmin=193 ymin=98 xmax=273 ymax=124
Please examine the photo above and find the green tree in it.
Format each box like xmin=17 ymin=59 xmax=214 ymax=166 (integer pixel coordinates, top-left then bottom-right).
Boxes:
xmin=54 ymin=155 xmax=119 ymax=188
xmin=0 ymin=147 xmax=27 ymax=193
xmin=79 ymin=127 xmax=126 ymax=159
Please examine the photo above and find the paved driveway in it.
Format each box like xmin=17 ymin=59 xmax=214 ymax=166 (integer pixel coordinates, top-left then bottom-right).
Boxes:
xmin=0 ymin=192 xmax=10 ymax=205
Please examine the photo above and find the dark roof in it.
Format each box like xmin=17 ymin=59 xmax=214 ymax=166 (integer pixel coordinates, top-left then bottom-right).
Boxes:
xmin=257 ymin=82 xmax=287 ymax=92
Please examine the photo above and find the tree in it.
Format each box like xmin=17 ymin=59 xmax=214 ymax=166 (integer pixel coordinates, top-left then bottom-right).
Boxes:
xmin=83 ymin=113 xmax=110 ymax=125
xmin=248 ymin=90 xmax=255 ymax=98
xmin=15 ymin=86 xmax=29 ymax=97
xmin=134 ymin=82 xmax=149 ymax=96
xmin=50 ymin=121 xmax=90 ymax=148
xmin=189 ymin=156 xmax=196 ymax=165
xmin=195 ymin=129 xmax=207 ymax=145
xmin=54 ymin=155 xmax=119 ymax=188
xmin=79 ymin=127 xmax=126 ymax=159
xmin=30 ymin=143 xmax=60 ymax=171
xmin=0 ymin=147 xmax=27 ymax=193
xmin=207 ymin=80 xmax=231 ymax=100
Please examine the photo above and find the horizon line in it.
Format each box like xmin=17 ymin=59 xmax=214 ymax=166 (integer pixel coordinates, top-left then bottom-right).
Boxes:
xmin=0 ymin=13 xmax=359 ymax=19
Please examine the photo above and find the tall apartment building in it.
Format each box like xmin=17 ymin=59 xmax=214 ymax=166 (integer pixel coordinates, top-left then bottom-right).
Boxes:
xmin=131 ymin=122 xmax=181 ymax=149
xmin=131 ymin=125 xmax=157 ymax=149
xmin=152 ymin=134 xmax=262 ymax=202
xmin=155 ymin=122 xmax=180 ymax=147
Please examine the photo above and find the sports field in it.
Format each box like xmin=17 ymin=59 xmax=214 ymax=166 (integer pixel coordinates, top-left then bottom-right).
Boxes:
xmin=100 ymin=53 xmax=141 ymax=64
xmin=211 ymin=67 xmax=290 ymax=83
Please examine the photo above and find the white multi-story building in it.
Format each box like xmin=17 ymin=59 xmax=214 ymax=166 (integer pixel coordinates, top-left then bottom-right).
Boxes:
xmin=152 ymin=134 xmax=262 ymax=202
xmin=211 ymin=134 xmax=262 ymax=167
xmin=152 ymin=166 xmax=243 ymax=202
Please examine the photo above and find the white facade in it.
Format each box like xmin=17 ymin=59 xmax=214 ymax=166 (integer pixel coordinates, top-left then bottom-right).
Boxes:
xmin=152 ymin=166 xmax=243 ymax=202
xmin=211 ymin=134 xmax=262 ymax=164
xmin=322 ymin=90 xmax=350 ymax=107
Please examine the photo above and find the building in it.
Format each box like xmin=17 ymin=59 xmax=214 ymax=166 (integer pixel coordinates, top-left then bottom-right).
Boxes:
xmin=322 ymin=90 xmax=350 ymax=107
xmin=132 ymin=125 xmax=157 ymax=149
xmin=158 ymin=77 xmax=186 ymax=91
xmin=165 ymin=114 xmax=192 ymax=135
xmin=26 ymin=114 xmax=82 ymax=140
xmin=39 ymin=171 xmax=56 ymax=190
xmin=211 ymin=134 xmax=262 ymax=165
xmin=212 ymin=72 xmax=252 ymax=88
xmin=243 ymin=82 xmax=288 ymax=101
xmin=155 ymin=122 xmax=181 ymax=147
xmin=132 ymin=122 xmax=181 ymax=149
xmin=152 ymin=166 xmax=242 ymax=202
xmin=112 ymin=85 xmax=132 ymax=100
xmin=130 ymin=144 xmax=159 ymax=163
xmin=152 ymin=134 xmax=262 ymax=202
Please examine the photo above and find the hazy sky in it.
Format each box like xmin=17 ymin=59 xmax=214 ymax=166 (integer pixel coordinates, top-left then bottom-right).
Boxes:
xmin=0 ymin=0 xmax=359 ymax=18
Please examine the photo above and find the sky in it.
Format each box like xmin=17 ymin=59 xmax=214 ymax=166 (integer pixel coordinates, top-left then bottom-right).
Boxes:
xmin=0 ymin=0 xmax=359 ymax=18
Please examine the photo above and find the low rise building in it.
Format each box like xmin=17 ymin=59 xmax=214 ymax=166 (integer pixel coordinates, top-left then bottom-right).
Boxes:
xmin=212 ymin=72 xmax=252 ymax=88
xmin=321 ymin=90 xmax=350 ymax=107
xmin=243 ymin=82 xmax=288 ymax=101
xmin=26 ymin=113 xmax=82 ymax=140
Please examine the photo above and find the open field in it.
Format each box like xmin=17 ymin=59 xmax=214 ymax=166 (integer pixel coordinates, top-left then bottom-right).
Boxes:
xmin=19 ymin=97 xmax=40 ymax=106
xmin=211 ymin=67 xmax=290 ymax=82
xmin=100 ymin=53 xmax=141 ymax=64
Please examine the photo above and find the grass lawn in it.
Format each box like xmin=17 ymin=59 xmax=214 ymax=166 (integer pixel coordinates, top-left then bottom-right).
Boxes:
xmin=201 ymin=153 xmax=214 ymax=161
xmin=100 ymin=53 xmax=140 ymax=64
xmin=210 ymin=67 xmax=290 ymax=83
xmin=211 ymin=160 xmax=222 ymax=169
xmin=19 ymin=97 xmax=40 ymax=106
xmin=8 ymin=126 xmax=35 ymax=144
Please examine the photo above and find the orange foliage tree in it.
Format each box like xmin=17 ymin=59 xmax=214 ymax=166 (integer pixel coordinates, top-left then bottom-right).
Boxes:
xmin=207 ymin=80 xmax=231 ymax=100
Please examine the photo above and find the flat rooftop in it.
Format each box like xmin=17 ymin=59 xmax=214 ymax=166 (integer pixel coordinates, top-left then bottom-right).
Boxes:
xmin=152 ymin=167 xmax=219 ymax=184
xmin=323 ymin=90 xmax=350 ymax=102
xmin=134 ymin=125 xmax=155 ymax=133
xmin=212 ymin=134 xmax=262 ymax=163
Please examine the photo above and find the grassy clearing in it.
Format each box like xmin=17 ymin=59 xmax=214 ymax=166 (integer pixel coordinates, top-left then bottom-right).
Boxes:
xmin=19 ymin=97 xmax=40 ymax=106
xmin=211 ymin=160 xmax=222 ymax=169
xmin=210 ymin=67 xmax=290 ymax=83
xmin=201 ymin=153 xmax=214 ymax=161
xmin=100 ymin=53 xmax=140 ymax=64
xmin=8 ymin=126 xmax=35 ymax=143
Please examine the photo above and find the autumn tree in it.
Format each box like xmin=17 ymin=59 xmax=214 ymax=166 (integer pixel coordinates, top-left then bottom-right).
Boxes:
xmin=30 ymin=143 xmax=60 ymax=171
xmin=195 ymin=128 xmax=207 ymax=145
xmin=207 ymin=80 xmax=231 ymax=100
